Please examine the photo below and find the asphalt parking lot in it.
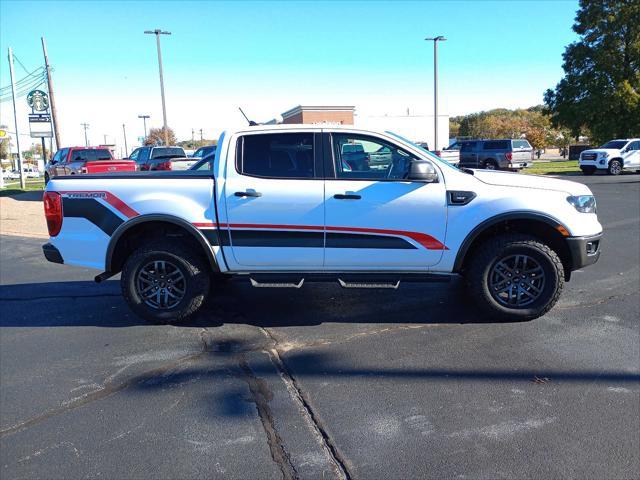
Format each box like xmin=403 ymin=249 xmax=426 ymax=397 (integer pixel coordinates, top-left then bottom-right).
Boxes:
xmin=1 ymin=175 xmax=639 ymax=479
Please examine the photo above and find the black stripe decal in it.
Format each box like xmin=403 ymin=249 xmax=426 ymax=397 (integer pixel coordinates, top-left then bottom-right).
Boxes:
xmin=201 ymin=228 xmax=417 ymax=249
xmin=230 ymin=230 xmax=323 ymax=247
xmin=326 ymin=232 xmax=416 ymax=249
xmin=62 ymin=198 xmax=124 ymax=236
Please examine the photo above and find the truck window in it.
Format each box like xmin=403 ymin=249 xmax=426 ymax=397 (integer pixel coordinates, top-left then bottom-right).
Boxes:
xmin=238 ymin=133 xmax=315 ymax=179
xmin=151 ymin=147 xmax=185 ymax=159
xmin=460 ymin=141 xmax=477 ymax=152
xmin=483 ymin=140 xmax=509 ymax=150
xmin=512 ymin=140 xmax=532 ymax=149
xmin=332 ymin=134 xmax=416 ymax=180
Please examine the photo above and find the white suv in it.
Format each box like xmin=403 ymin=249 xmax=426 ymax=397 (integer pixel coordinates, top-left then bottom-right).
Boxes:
xmin=579 ymin=139 xmax=640 ymax=175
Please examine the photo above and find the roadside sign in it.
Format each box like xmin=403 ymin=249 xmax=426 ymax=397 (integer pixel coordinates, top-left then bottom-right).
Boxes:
xmin=0 ymin=129 xmax=7 ymax=138
xmin=28 ymin=114 xmax=53 ymax=138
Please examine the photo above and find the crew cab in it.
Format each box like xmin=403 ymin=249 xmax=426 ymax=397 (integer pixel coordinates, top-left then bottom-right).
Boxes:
xmin=42 ymin=125 xmax=602 ymax=323
xmin=128 ymin=146 xmax=196 ymax=171
xmin=447 ymin=139 xmax=532 ymax=170
xmin=579 ymin=139 xmax=640 ymax=175
xmin=45 ymin=147 xmax=137 ymax=184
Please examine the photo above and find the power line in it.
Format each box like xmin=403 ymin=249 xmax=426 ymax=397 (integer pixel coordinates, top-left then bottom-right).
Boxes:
xmin=11 ymin=54 xmax=32 ymax=76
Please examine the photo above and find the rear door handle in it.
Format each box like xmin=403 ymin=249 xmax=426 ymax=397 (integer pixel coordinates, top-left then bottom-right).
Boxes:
xmin=235 ymin=190 xmax=262 ymax=198
xmin=334 ymin=194 xmax=361 ymax=200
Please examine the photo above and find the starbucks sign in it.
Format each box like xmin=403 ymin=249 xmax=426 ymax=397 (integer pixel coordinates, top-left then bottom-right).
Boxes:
xmin=27 ymin=90 xmax=49 ymax=112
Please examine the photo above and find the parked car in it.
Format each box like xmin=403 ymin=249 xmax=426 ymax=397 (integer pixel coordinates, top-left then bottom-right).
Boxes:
xmin=3 ymin=169 xmax=20 ymax=180
xmin=43 ymin=125 xmax=602 ymax=323
xmin=128 ymin=146 xmax=196 ymax=171
xmin=447 ymin=139 xmax=533 ymax=170
xmin=23 ymin=167 xmax=41 ymax=178
xmin=192 ymin=145 xmax=216 ymax=159
xmin=578 ymin=139 xmax=640 ymax=175
xmin=45 ymin=147 xmax=137 ymax=184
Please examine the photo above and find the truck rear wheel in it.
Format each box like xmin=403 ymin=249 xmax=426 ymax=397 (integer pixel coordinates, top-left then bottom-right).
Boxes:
xmin=465 ymin=234 xmax=564 ymax=321
xmin=121 ymin=241 xmax=210 ymax=323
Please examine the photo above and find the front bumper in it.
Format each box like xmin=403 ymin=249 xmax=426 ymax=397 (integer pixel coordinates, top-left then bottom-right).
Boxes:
xmin=42 ymin=243 xmax=64 ymax=264
xmin=508 ymin=162 xmax=530 ymax=169
xmin=566 ymin=232 xmax=602 ymax=270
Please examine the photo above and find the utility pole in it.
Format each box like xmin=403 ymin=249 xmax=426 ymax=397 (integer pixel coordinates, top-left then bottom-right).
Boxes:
xmin=103 ymin=134 xmax=107 ymax=145
xmin=81 ymin=123 xmax=89 ymax=146
xmin=425 ymin=36 xmax=446 ymax=150
xmin=41 ymin=37 xmax=61 ymax=150
xmin=138 ymin=114 xmax=150 ymax=139
xmin=8 ymin=47 xmax=25 ymax=189
xmin=199 ymin=128 xmax=203 ymax=141
xmin=144 ymin=29 xmax=171 ymax=145
xmin=191 ymin=128 xmax=194 ymax=142
xmin=122 ymin=123 xmax=128 ymax=157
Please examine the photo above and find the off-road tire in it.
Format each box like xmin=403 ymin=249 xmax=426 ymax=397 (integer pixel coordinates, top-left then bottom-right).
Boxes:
xmin=121 ymin=241 xmax=210 ymax=324
xmin=608 ymin=159 xmax=622 ymax=175
xmin=466 ymin=234 xmax=564 ymax=321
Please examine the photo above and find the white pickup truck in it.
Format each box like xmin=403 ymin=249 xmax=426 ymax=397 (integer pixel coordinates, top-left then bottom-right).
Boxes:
xmin=42 ymin=125 xmax=603 ymax=323
xmin=579 ymin=138 xmax=640 ymax=175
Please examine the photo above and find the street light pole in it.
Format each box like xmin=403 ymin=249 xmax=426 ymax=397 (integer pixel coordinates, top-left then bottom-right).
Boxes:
xmin=144 ymin=29 xmax=171 ymax=146
xmin=122 ymin=123 xmax=128 ymax=157
xmin=7 ymin=47 xmax=25 ymax=189
xmin=425 ymin=36 xmax=446 ymax=150
xmin=138 ymin=114 xmax=150 ymax=139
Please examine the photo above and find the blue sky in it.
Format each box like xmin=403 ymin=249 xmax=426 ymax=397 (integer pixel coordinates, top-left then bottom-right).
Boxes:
xmin=1 ymin=0 xmax=579 ymax=149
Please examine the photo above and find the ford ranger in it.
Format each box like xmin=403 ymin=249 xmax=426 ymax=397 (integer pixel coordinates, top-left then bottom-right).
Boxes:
xmin=42 ymin=125 xmax=603 ymax=323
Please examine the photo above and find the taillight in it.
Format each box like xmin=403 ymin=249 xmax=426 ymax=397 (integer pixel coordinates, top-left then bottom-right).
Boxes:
xmin=157 ymin=161 xmax=172 ymax=170
xmin=81 ymin=167 xmax=88 ymax=174
xmin=505 ymin=152 xmax=513 ymax=161
xmin=43 ymin=191 xmax=63 ymax=237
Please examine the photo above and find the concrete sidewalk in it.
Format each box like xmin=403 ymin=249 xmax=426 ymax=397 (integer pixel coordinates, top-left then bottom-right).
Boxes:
xmin=0 ymin=191 xmax=48 ymax=239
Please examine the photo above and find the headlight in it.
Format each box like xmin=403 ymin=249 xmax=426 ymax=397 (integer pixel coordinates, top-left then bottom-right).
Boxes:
xmin=567 ymin=195 xmax=597 ymax=213
xmin=601 ymin=152 xmax=609 ymax=159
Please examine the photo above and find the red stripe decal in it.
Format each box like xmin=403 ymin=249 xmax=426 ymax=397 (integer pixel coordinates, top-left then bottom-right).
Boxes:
xmin=194 ymin=222 xmax=448 ymax=250
xmin=58 ymin=191 xmax=139 ymax=219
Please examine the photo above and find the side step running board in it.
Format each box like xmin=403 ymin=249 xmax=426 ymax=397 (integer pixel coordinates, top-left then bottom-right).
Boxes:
xmin=250 ymin=278 xmax=304 ymax=288
xmin=338 ymin=279 xmax=400 ymax=289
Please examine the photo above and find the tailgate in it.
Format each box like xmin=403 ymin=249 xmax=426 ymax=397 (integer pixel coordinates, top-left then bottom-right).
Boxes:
xmin=86 ymin=160 xmax=137 ymax=173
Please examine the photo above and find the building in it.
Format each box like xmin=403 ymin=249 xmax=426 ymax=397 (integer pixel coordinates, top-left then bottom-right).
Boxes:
xmin=274 ymin=105 xmax=450 ymax=150
xmin=280 ymin=105 xmax=355 ymax=125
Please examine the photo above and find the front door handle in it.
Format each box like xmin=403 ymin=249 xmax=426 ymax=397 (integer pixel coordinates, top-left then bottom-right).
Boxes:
xmin=235 ymin=190 xmax=262 ymax=198
xmin=334 ymin=194 xmax=361 ymax=200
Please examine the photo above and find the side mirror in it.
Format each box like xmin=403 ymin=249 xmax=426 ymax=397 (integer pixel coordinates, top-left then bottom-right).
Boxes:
xmin=408 ymin=160 xmax=438 ymax=182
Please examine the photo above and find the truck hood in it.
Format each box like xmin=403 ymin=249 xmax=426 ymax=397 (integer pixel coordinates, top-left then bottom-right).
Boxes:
xmin=472 ymin=169 xmax=591 ymax=195
xmin=581 ymin=148 xmax=620 ymax=155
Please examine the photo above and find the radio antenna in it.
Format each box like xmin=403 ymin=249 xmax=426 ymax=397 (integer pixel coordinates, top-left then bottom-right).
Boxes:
xmin=238 ymin=107 xmax=258 ymax=126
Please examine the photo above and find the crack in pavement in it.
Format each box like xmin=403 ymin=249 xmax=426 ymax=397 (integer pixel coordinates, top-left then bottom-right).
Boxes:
xmin=261 ymin=328 xmax=351 ymax=480
xmin=238 ymin=356 xmax=299 ymax=480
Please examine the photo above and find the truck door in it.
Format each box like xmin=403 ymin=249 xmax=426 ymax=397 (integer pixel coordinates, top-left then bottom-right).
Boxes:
xmin=623 ymin=141 xmax=640 ymax=168
xmin=323 ymin=131 xmax=448 ymax=269
xmin=460 ymin=141 xmax=478 ymax=167
xmin=221 ymin=130 xmax=325 ymax=269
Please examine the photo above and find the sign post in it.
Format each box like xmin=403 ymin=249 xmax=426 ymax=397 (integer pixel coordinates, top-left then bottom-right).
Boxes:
xmin=27 ymin=89 xmax=52 ymax=174
xmin=8 ymin=47 xmax=25 ymax=189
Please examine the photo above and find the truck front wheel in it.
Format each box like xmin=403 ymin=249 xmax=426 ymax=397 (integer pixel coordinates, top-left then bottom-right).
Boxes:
xmin=466 ymin=234 xmax=564 ymax=321
xmin=121 ymin=241 xmax=210 ymax=323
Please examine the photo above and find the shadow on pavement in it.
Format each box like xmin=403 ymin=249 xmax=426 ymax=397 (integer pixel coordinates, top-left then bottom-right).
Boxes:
xmin=0 ymin=190 xmax=44 ymax=201
xmin=0 ymin=277 xmax=506 ymax=328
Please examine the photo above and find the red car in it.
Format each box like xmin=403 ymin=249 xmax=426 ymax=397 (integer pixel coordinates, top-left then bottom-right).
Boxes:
xmin=45 ymin=147 xmax=137 ymax=184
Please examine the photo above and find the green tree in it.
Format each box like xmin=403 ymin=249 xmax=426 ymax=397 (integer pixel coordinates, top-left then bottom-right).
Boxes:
xmin=544 ymin=0 xmax=640 ymax=143
xmin=144 ymin=126 xmax=177 ymax=146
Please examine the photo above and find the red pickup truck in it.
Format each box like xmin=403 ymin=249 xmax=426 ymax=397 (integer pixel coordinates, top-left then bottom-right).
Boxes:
xmin=45 ymin=147 xmax=137 ymax=184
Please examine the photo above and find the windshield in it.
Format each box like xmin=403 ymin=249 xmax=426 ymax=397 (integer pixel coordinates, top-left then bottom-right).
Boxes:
xmin=599 ymin=140 xmax=627 ymax=149
xmin=385 ymin=131 xmax=459 ymax=171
